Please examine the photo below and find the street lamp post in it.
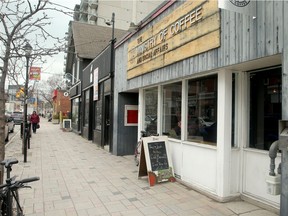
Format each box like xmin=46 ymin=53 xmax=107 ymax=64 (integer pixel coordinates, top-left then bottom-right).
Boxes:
xmin=23 ymin=42 xmax=33 ymax=163
xmin=105 ymin=13 xmax=115 ymax=153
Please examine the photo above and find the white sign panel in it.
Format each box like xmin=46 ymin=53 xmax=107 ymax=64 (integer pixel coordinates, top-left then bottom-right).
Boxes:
xmin=93 ymin=67 xmax=99 ymax=101
xmin=218 ymin=0 xmax=256 ymax=18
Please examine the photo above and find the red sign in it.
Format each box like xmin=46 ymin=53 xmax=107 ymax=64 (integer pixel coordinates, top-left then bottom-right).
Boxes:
xmin=29 ymin=67 xmax=41 ymax=80
xmin=127 ymin=110 xmax=138 ymax=124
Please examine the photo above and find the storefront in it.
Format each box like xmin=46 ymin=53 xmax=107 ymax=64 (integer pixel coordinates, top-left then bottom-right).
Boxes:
xmin=113 ymin=0 xmax=287 ymax=211
xmin=69 ymin=81 xmax=82 ymax=134
xmin=82 ymin=45 xmax=115 ymax=150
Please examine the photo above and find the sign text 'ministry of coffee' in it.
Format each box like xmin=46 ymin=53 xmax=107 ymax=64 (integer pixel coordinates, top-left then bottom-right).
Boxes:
xmin=136 ymin=6 xmax=202 ymax=64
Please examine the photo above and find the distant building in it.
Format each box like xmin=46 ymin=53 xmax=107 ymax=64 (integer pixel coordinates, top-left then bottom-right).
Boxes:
xmin=74 ymin=0 xmax=165 ymax=30
xmin=52 ymin=89 xmax=71 ymax=117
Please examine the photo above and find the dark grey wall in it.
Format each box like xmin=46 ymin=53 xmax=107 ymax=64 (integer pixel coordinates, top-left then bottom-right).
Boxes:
xmin=116 ymin=93 xmax=138 ymax=156
xmin=82 ymin=45 xmax=112 ymax=89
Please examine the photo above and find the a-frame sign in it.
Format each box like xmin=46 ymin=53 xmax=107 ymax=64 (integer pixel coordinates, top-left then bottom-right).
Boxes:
xmin=138 ymin=136 xmax=175 ymax=186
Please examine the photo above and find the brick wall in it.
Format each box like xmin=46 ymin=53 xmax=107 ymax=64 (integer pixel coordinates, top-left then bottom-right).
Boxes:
xmin=52 ymin=90 xmax=71 ymax=116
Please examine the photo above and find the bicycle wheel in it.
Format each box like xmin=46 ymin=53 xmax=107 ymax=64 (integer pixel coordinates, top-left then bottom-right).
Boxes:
xmin=11 ymin=190 xmax=22 ymax=216
xmin=1 ymin=192 xmax=9 ymax=216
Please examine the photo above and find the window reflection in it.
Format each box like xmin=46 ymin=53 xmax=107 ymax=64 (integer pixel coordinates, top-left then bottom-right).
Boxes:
xmin=144 ymin=87 xmax=158 ymax=135
xmin=95 ymin=85 xmax=102 ymax=130
xmin=84 ymin=90 xmax=90 ymax=127
xmin=249 ymin=68 xmax=281 ymax=150
xmin=187 ymin=76 xmax=217 ymax=145
xmin=162 ymin=82 xmax=182 ymax=139
xmin=72 ymin=98 xmax=79 ymax=125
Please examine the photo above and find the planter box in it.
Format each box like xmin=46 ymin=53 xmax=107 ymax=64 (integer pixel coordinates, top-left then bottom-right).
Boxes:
xmin=52 ymin=119 xmax=59 ymax=124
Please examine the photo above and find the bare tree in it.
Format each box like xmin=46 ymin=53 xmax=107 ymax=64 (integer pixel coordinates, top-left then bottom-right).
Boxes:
xmin=38 ymin=74 xmax=65 ymax=109
xmin=0 ymin=0 xmax=68 ymax=183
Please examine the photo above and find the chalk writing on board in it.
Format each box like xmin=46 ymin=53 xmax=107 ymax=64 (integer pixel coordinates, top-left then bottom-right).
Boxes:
xmin=148 ymin=141 xmax=169 ymax=171
xmin=63 ymin=120 xmax=71 ymax=128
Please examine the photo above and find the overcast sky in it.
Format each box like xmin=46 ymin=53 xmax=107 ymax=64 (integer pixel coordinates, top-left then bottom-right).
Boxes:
xmin=39 ymin=0 xmax=80 ymax=81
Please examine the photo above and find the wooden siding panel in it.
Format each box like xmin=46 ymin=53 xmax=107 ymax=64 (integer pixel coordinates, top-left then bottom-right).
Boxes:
xmin=116 ymin=1 xmax=286 ymax=92
xmin=273 ymin=0 xmax=283 ymax=54
xmin=282 ymin=1 xmax=288 ymax=119
xmin=265 ymin=0 xmax=274 ymax=56
xmin=249 ymin=14 xmax=257 ymax=60
xmin=220 ymin=9 xmax=228 ymax=67
xmin=257 ymin=2 xmax=266 ymax=57
xmin=229 ymin=12 xmax=236 ymax=64
xmin=240 ymin=13 xmax=253 ymax=61
xmin=235 ymin=13 xmax=242 ymax=63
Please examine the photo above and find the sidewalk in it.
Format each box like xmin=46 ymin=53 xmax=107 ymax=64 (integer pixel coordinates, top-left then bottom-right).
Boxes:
xmin=5 ymin=119 xmax=278 ymax=216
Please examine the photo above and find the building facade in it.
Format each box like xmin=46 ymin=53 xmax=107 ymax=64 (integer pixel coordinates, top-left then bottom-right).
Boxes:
xmin=65 ymin=0 xmax=166 ymax=146
xmin=52 ymin=89 xmax=71 ymax=117
xmin=75 ymin=0 xmax=165 ymax=29
xmin=108 ymin=0 xmax=287 ymax=211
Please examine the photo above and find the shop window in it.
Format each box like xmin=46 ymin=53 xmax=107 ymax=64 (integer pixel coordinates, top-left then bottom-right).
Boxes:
xmin=162 ymin=82 xmax=182 ymax=139
xmin=94 ymin=85 xmax=102 ymax=130
xmin=187 ymin=76 xmax=217 ymax=145
xmin=84 ymin=90 xmax=90 ymax=127
xmin=144 ymin=87 xmax=158 ymax=135
xmin=72 ymin=98 xmax=79 ymax=125
xmin=249 ymin=67 xmax=281 ymax=150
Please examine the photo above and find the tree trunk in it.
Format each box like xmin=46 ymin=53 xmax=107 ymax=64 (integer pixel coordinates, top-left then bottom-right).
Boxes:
xmin=0 ymin=86 xmax=6 ymax=184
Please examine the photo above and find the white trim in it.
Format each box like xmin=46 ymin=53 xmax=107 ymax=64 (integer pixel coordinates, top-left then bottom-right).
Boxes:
xmin=138 ymin=89 xmax=144 ymax=138
xmin=158 ymin=86 xmax=163 ymax=135
xmin=124 ymin=105 xmax=138 ymax=126
xmin=216 ymin=70 xmax=232 ymax=197
xmin=181 ymin=80 xmax=187 ymax=141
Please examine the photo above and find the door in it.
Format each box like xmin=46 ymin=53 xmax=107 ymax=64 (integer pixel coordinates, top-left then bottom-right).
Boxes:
xmin=103 ymin=95 xmax=110 ymax=149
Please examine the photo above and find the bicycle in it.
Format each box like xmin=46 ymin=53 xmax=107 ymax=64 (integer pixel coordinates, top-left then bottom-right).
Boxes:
xmin=134 ymin=130 xmax=158 ymax=166
xmin=0 ymin=158 xmax=40 ymax=216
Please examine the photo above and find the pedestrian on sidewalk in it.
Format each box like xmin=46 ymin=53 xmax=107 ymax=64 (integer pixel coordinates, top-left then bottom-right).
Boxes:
xmin=30 ymin=111 xmax=40 ymax=133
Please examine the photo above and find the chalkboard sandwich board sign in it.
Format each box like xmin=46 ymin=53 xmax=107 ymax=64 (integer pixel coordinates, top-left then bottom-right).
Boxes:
xmin=62 ymin=119 xmax=72 ymax=132
xmin=138 ymin=136 xmax=175 ymax=186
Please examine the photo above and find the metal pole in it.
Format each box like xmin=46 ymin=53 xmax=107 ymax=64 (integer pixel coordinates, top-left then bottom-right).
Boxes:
xmin=109 ymin=12 xmax=115 ymax=153
xmin=280 ymin=149 xmax=288 ymax=216
xmin=23 ymin=56 xmax=29 ymax=163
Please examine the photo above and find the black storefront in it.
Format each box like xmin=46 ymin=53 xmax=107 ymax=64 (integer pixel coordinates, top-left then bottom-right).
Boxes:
xmin=82 ymin=45 xmax=113 ymax=150
xmin=69 ymin=81 xmax=82 ymax=134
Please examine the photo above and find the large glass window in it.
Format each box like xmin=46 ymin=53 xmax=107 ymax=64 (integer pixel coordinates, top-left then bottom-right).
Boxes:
xmin=187 ymin=76 xmax=217 ymax=145
xmin=144 ymin=87 xmax=158 ymax=135
xmin=84 ymin=90 xmax=90 ymax=127
xmin=162 ymin=82 xmax=182 ymax=139
xmin=72 ymin=98 xmax=79 ymax=124
xmin=95 ymin=85 xmax=102 ymax=130
xmin=249 ymin=67 xmax=281 ymax=150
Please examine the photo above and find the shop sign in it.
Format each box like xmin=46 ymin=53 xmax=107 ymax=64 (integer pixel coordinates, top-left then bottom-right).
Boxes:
xmin=29 ymin=67 xmax=41 ymax=80
xmin=127 ymin=0 xmax=220 ymax=79
xmin=138 ymin=136 xmax=175 ymax=187
xmin=93 ymin=67 xmax=99 ymax=101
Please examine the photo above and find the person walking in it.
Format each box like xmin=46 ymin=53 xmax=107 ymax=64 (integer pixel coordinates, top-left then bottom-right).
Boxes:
xmin=30 ymin=111 xmax=40 ymax=133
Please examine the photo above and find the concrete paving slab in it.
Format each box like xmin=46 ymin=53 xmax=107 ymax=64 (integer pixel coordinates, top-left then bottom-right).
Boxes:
xmin=4 ymin=119 xmax=279 ymax=216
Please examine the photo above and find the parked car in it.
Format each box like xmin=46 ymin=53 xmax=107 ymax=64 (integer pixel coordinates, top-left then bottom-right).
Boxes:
xmin=6 ymin=116 xmax=15 ymax=133
xmin=11 ymin=111 xmax=23 ymax=125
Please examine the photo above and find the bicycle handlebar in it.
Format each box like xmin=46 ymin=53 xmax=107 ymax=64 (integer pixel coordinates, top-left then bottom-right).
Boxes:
xmin=18 ymin=177 xmax=40 ymax=184
xmin=0 ymin=176 xmax=40 ymax=190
